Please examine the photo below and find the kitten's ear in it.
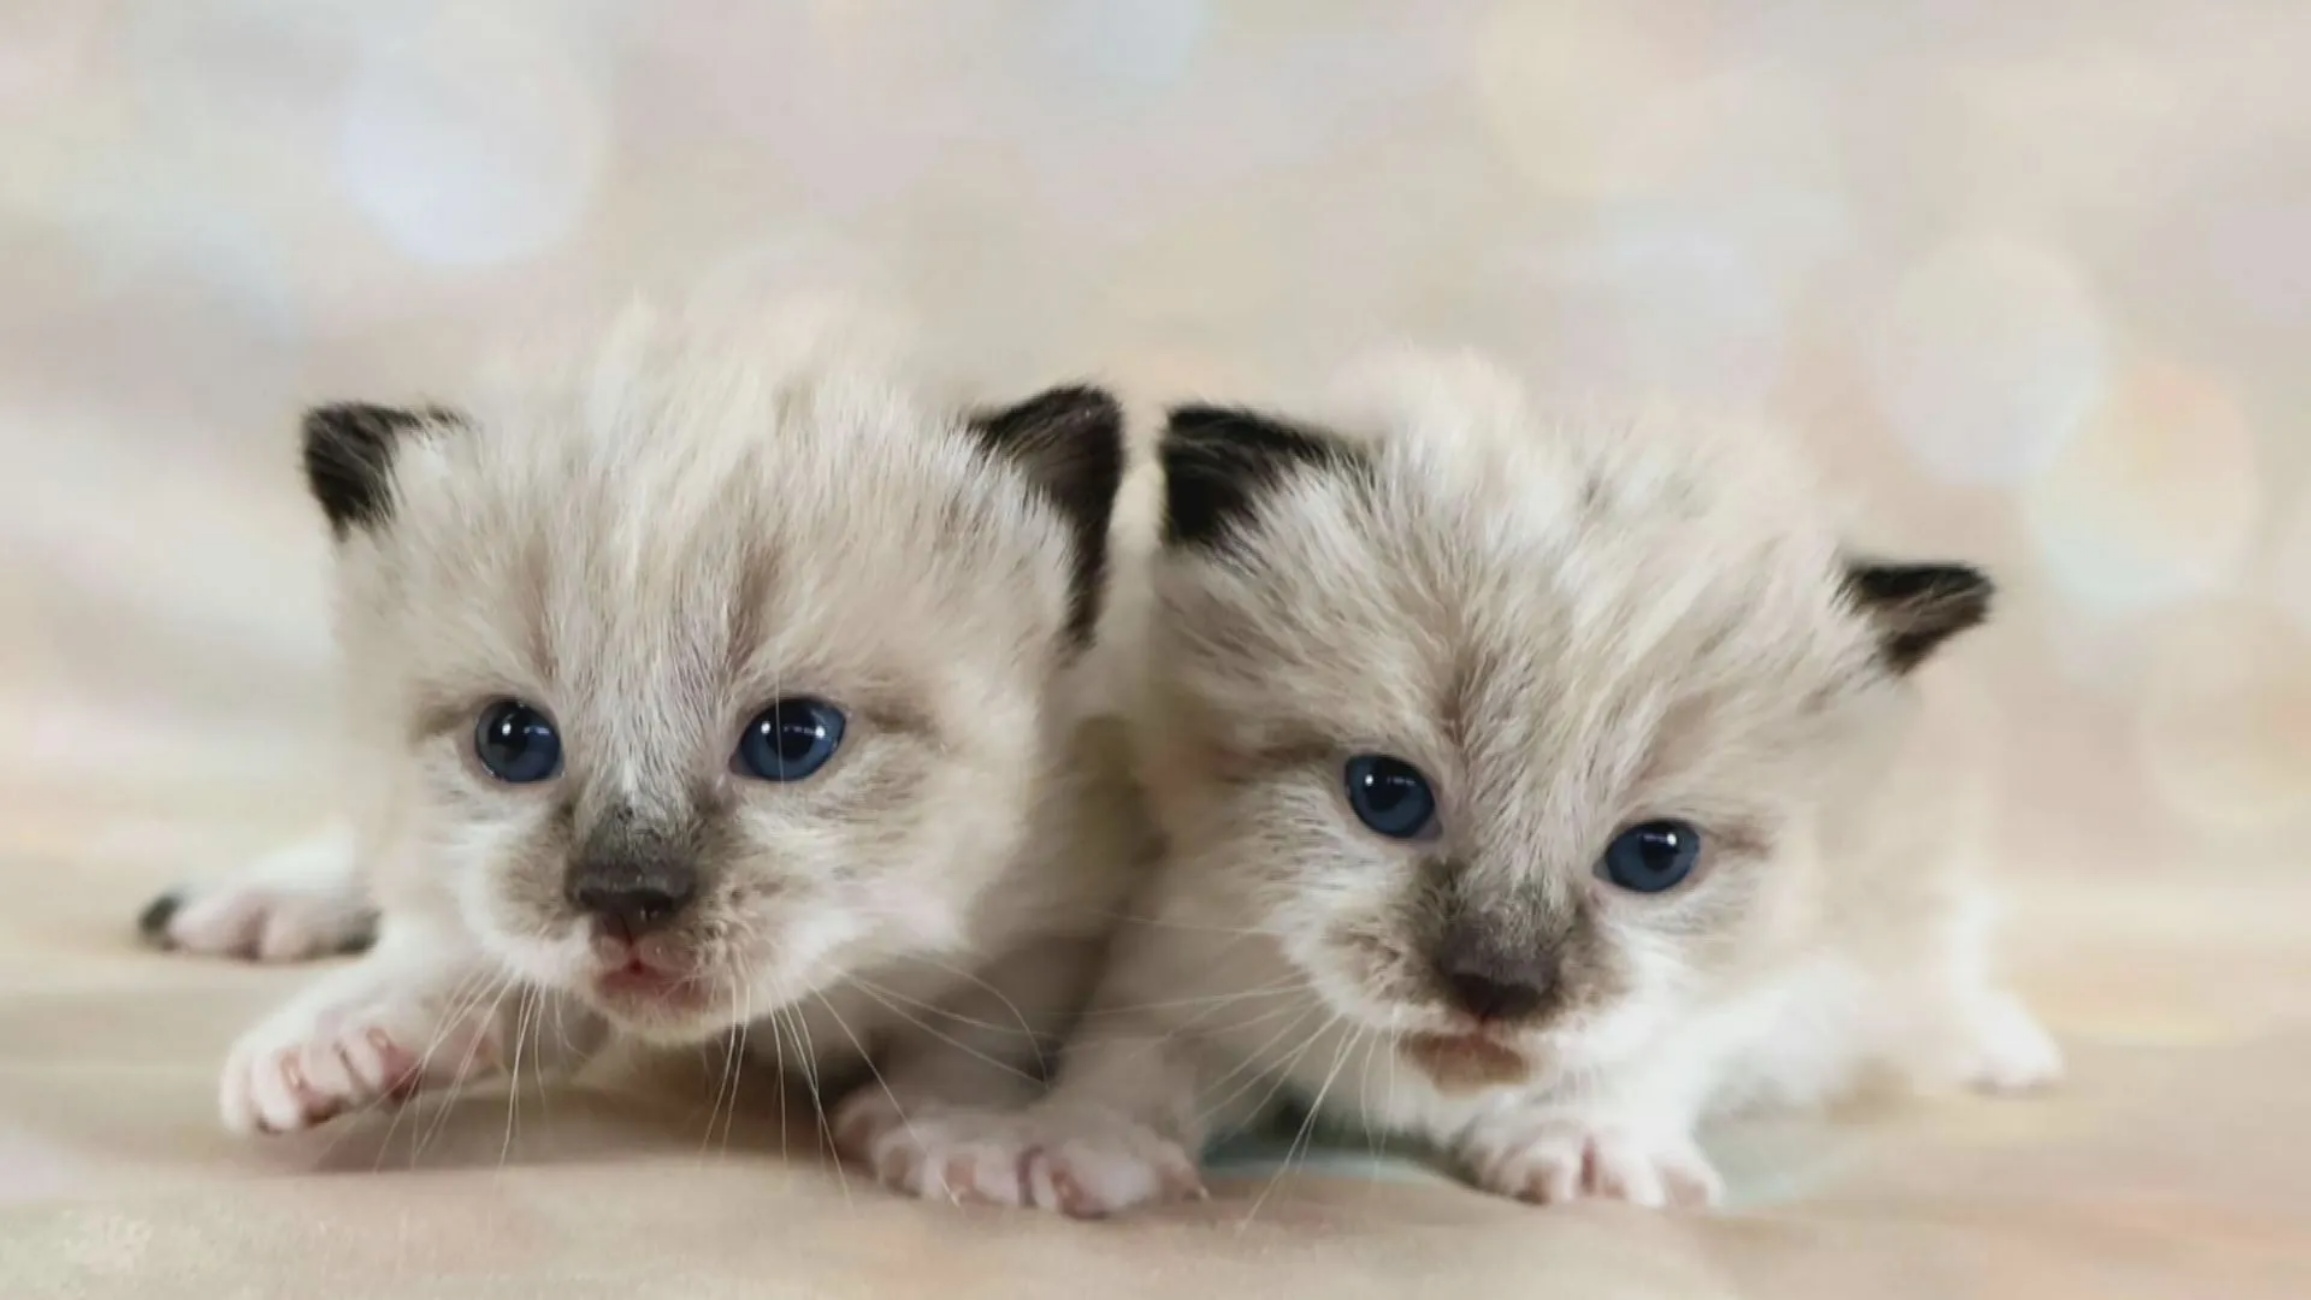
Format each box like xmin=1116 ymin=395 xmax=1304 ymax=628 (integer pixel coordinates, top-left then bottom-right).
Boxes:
xmin=966 ymin=385 xmax=1127 ymax=646
xmin=1160 ymin=404 xmax=1363 ymax=551
xmin=1843 ymin=560 xmax=1995 ymax=673
xmin=301 ymin=403 xmax=459 ymax=539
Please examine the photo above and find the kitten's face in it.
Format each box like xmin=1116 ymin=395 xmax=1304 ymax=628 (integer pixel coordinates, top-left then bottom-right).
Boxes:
xmin=311 ymin=319 xmax=1120 ymax=1044
xmin=1144 ymin=361 xmax=1989 ymax=1090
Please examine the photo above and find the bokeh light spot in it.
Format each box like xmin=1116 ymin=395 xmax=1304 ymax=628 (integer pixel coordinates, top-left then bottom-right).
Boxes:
xmin=1872 ymin=237 xmax=2107 ymax=486
xmin=333 ymin=19 xmax=605 ymax=268
xmin=2026 ymin=363 xmax=2260 ymax=614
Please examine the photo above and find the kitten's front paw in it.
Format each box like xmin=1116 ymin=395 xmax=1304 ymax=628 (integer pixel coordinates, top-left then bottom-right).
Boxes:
xmin=1961 ymin=990 xmax=2065 ymax=1094
xmin=140 ymin=836 xmax=373 ymax=963
xmin=833 ymin=1093 xmax=1201 ymax=1216
xmin=221 ymin=980 xmax=497 ymax=1135
xmin=832 ymin=1091 xmax=1039 ymax=1206
xmin=1458 ymin=1109 xmax=1722 ymax=1209
xmin=1019 ymin=1108 xmax=1204 ymax=1218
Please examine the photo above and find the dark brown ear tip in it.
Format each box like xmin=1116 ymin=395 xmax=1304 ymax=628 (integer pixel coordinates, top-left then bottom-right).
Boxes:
xmin=1158 ymin=404 xmax=1364 ymax=551
xmin=300 ymin=402 xmax=454 ymax=539
xmin=1843 ymin=559 xmax=1998 ymax=673
xmin=966 ymin=384 xmax=1131 ymax=647
xmin=136 ymin=890 xmax=183 ymax=947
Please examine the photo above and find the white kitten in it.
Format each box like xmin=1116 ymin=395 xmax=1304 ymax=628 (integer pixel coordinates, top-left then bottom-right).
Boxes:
xmin=929 ymin=350 xmax=2060 ymax=1215
xmin=144 ymin=299 xmax=1149 ymax=1183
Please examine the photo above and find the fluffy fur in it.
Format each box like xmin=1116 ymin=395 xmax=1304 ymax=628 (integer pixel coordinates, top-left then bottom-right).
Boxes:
xmin=905 ymin=350 xmax=2061 ymax=1215
xmin=148 ymin=300 xmax=1152 ymax=1180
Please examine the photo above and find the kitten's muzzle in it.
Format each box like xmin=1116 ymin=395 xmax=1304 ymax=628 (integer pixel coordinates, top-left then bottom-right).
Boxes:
xmin=565 ymin=854 xmax=698 ymax=941
xmin=1432 ymin=925 xmax=1556 ymax=1024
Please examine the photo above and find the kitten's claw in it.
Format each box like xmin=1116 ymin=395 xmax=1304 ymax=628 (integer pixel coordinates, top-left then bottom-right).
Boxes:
xmin=1019 ymin=1110 xmax=1204 ymax=1218
xmin=1459 ymin=1110 xmax=1722 ymax=1209
xmin=836 ymin=1093 xmax=1202 ymax=1216
xmin=833 ymin=1093 xmax=1039 ymax=1206
xmin=220 ymin=977 xmax=496 ymax=1135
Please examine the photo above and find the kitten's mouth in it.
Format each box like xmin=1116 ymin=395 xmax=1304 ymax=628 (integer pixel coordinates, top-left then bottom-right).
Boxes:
xmin=585 ymin=932 xmax=715 ymax=1021
xmin=1397 ymin=1028 xmax=1533 ymax=1093
xmin=594 ymin=960 xmax=709 ymax=1007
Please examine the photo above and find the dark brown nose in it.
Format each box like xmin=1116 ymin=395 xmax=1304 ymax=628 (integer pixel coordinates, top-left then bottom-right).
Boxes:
xmin=1434 ymin=930 xmax=1555 ymax=1023
xmin=566 ymin=857 xmax=697 ymax=939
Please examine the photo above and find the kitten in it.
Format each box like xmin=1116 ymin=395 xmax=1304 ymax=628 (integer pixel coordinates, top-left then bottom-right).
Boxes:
xmin=928 ymin=351 xmax=2062 ymax=1215
xmin=141 ymin=301 xmax=1148 ymax=1185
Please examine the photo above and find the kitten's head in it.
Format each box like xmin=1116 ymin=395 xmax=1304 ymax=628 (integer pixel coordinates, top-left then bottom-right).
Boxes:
xmin=1142 ymin=354 xmax=1991 ymax=1090
xmin=310 ymin=304 xmax=1123 ymax=1043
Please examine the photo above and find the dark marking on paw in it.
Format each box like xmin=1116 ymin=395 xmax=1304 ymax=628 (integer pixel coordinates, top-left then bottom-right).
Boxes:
xmin=136 ymin=891 xmax=183 ymax=948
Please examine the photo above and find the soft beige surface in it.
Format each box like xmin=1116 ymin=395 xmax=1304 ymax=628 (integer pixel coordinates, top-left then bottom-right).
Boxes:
xmin=3 ymin=872 xmax=2308 ymax=1297
xmin=5 ymin=1 xmax=2311 ymax=1296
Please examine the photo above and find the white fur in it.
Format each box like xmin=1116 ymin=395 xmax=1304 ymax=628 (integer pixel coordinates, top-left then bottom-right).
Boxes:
xmin=929 ymin=350 xmax=2061 ymax=1215
xmin=185 ymin=297 xmax=1151 ymax=1148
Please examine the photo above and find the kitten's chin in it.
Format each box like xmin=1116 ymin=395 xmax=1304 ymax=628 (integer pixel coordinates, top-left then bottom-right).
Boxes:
xmin=584 ymin=967 xmax=734 ymax=1044
xmin=1395 ymin=1030 xmax=1537 ymax=1094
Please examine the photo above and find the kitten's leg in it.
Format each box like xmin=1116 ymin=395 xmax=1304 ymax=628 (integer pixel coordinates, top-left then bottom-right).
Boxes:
xmin=1008 ymin=1011 xmax=1235 ymax=1217
xmin=140 ymin=824 xmax=378 ymax=963
xmin=1450 ymin=1046 xmax=1724 ymax=1210
xmin=219 ymin=915 xmax=603 ymax=1134
xmin=1949 ymin=893 xmax=2064 ymax=1093
xmin=1953 ymin=987 xmax=2063 ymax=1093
xmin=839 ymin=938 xmax=1268 ymax=1215
xmin=829 ymin=937 xmax=1118 ymax=1204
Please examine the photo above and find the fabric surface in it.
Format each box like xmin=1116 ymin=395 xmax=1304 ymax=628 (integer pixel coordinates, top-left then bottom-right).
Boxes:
xmin=4 ymin=2 xmax=2309 ymax=1296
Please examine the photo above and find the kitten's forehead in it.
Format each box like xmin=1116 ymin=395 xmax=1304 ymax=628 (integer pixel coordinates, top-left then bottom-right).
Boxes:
xmin=361 ymin=348 xmax=1071 ymax=742
xmin=1158 ymin=357 xmax=1871 ymax=834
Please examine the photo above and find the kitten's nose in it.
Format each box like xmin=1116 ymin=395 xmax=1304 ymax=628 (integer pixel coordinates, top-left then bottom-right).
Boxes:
xmin=565 ymin=857 xmax=697 ymax=939
xmin=1434 ymin=939 xmax=1554 ymax=1023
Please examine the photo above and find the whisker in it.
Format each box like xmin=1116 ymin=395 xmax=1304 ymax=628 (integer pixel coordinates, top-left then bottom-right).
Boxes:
xmin=725 ymin=965 xmax=754 ymax=1158
xmin=1190 ymin=1004 xmax=1324 ymax=1131
xmin=415 ymin=967 xmax=522 ymax=1164
xmin=811 ymin=989 xmax=914 ymax=1192
xmin=889 ymin=954 xmax=1038 ymax=1045
xmin=845 ymin=983 xmax=1040 ymax=1086
xmin=1079 ymin=979 xmax=1314 ymax=1021
xmin=499 ymin=985 xmax=537 ymax=1169
xmin=364 ymin=961 xmax=499 ymax=1170
xmin=1242 ymin=1023 xmax=1361 ymax=1229
xmin=782 ymin=1003 xmax=852 ymax=1207
xmin=1077 ymin=909 xmax=1293 ymax=941
xmin=849 ymin=977 xmax=1032 ymax=1042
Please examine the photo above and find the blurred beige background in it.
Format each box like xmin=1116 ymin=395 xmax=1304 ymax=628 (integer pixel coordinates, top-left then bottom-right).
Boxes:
xmin=1 ymin=2 xmax=2306 ymax=1296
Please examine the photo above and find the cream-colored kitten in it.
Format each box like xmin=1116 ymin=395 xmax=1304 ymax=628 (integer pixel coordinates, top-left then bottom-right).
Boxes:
xmin=140 ymin=301 xmax=1147 ymax=1181
xmin=927 ymin=351 xmax=2062 ymax=1215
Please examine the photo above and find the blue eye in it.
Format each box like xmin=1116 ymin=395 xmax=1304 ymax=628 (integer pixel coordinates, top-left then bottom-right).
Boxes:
xmin=1343 ymin=754 xmax=1438 ymax=840
xmin=736 ymin=698 xmax=846 ymax=782
xmin=1599 ymin=820 xmax=1703 ymax=894
xmin=474 ymin=701 xmax=562 ymax=784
